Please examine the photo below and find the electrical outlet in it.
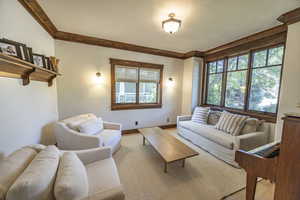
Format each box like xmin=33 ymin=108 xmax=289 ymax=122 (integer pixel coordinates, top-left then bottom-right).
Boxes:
xmin=135 ymin=121 xmax=138 ymax=126
xmin=167 ymin=117 xmax=170 ymax=123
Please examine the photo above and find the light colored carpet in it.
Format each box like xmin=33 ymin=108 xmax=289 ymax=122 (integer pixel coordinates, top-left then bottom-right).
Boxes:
xmin=223 ymin=180 xmax=274 ymax=200
xmin=113 ymin=129 xmax=249 ymax=200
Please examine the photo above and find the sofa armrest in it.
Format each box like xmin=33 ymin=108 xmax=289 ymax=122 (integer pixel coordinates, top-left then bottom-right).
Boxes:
xmin=54 ymin=123 xmax=103 ymax=150
xmin=235 ymin=131 xmax=269 ymax=151
xmin=103 ymin=121 xmax=122 ymax=131
xmin=62 ymin=147 xmax=112 ymax=165
xmin=82 ymin=186 xmax=125 ymax=200
xmin=177 ymin=115 xmax=192 ymax=123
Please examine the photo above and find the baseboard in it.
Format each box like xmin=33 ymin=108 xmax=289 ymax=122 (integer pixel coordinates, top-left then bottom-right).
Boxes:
xmin=122 ymin=124 xmax=177 ymax=135
xmin=159 ymin=124 xmax=177 ymax=129
xmin=122 ymin=129 xmax=140 ymax=135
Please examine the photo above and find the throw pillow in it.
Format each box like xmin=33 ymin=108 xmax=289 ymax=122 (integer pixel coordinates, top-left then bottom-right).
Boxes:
xmin=240 ymin=118 xmax=265 ymax=135
xmin=6 ymin=146 xmax=60 ymax=200
xmin=0 ymin=147 xmax=37 ymax=200
xmin=215 ymin=111 xmax=249 ymax=136
xmin=78 ymin=118 xmax=103 ymax=135
xmin=54 ymin=152 xmax=88 ymax=200
xmin=191 ymin=107 xmax=210 ymax=124
xmin=207 ymin=110 xmax=222 ymax=125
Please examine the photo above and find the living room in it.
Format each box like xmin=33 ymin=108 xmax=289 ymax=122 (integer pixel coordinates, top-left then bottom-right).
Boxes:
xmin=1 ymin=0 xmax=300 ymax=200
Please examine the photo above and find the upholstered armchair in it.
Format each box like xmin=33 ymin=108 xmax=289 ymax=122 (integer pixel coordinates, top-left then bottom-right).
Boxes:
xmin=54 ymin=114 xmax=122 ymax=153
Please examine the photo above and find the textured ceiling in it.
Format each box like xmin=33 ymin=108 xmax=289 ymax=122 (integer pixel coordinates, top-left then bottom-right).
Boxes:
xmin=38 ymin=0 xmax=300 ymax=52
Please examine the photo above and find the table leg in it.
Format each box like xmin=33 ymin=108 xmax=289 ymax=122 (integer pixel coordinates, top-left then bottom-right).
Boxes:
xmin=182 ymin=159 xmax=185 ymax=168
xmin=246 ymin=174 xmax=257 ymax=200
xmin=143 ymin=136 xmax=145 ymax=145
xmin=164 ymin=162 xmax=168 ymax=173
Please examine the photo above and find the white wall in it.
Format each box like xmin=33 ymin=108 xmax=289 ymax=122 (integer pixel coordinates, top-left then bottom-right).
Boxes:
xmin=0 ymin=0 xmax=58 ymax=157
xmin=275 ymin=21 xmax=300 ymax=140
xmin=181 ymin=57 xmax=202 ymax=115
xmin=55 ymin=40 xmax=183 ymax=130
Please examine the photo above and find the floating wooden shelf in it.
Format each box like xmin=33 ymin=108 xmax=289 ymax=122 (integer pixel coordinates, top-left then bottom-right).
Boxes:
xmin=0 ymin=53 xmax=61 ymax=86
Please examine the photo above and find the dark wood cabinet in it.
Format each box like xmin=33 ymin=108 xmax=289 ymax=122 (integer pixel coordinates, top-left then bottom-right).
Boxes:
xmin=274 ymin=115 xmax=300 ymax=200
xmin=236 ymin=114 xmax=300 ymax=200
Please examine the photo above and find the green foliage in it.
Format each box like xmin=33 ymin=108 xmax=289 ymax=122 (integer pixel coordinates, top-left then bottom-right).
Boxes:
xmin=207 ymin=74 xmax=222 ymax=105
xmin=249 ymin=66 xmax=281 ymax=113
xmin=206 ymin=46 xmax=283 ymax=113
xmin=225 ymin=71 xmax=247 ymax=109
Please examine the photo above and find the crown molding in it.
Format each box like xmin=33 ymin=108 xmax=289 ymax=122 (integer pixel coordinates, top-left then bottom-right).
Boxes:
xmin=54 ymin=31 xmax=188 ymax=59
xmin=277 ymin=7 xmax=300 ymax=25
xmin=17 ymin=0 xmax=203 ymax=59
xmin=204 ymin=25 xmax=287 ymax=56
xmin=17 ymin=0 xmax=295 ymax=60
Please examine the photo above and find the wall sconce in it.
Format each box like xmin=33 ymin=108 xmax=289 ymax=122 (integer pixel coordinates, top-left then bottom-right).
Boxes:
xmin=167 ymin=77 xmax=175 ymax=87
xmin=94 ymin=72 xmax=104 ymax=84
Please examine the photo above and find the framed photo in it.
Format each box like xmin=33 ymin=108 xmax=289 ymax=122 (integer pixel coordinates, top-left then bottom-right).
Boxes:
xmin=44 ymin=57 xmax=52 ymax=70
xmin=26 ymin=47 xmax=34 ymax=63
xmin=0 ymin=39 xmax=22 ymax=59
xmin=32 ymin=53 xmax=46 ymax=68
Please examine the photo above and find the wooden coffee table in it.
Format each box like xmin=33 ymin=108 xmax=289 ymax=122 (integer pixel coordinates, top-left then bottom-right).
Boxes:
xmin=139 ymin=127 xmax=199 ymax=173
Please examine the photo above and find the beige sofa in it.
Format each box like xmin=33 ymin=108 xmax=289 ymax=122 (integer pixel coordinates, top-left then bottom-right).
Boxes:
xmin=0 ymin=145 xmax=125 ymax=200
xmin=54 ymin=114 xmax=122 ymax=153
xmin=177 ymin=111 xmax=271 ymax=167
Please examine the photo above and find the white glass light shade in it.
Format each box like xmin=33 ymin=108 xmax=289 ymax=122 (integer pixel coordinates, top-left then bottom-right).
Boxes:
xmin=162 ymin=13 xmax=181 ymax=34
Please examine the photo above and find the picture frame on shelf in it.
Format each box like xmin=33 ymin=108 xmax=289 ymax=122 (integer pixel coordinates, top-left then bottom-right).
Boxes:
xmin=0 ymin=39 xmax=22 ymax=59
xmin=26 ymin=47 xmax=34 ymax=63
xmin=2 ymin=38 xmax=31 ymax=62
xmin=32 ymin=53 xmax=46 ymax=68
xmin=44 ymin=57 xmax=52 ymax=70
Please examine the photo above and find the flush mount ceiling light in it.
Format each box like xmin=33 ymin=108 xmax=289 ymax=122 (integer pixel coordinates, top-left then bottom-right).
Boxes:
xmin=162 ymin=13 xmax=181 ymax=34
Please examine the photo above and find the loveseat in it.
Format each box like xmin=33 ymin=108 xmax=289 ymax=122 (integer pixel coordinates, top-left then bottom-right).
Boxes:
xmin=0 ymin=145 xmax=125 ymax=200
xmin=54 ymin=114 xmax=122 ymax=153
xmin=177 ymin=110 xmax=271 ymax=167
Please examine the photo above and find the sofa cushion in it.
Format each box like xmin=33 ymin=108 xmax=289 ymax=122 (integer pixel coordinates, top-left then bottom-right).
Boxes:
xmin=96 ymin=130 xmax=121 ymax=147
xmin=207 ymin=110 xmax=222 ymax=125
xmin=191 ymin=107 xmax=209 ymax=124
xmin=240 ymin=118 xmax=265 ymax=135
xmin=0 ymin=147 xmax=37 ymax=200
xmin=179 ymin=121 xmax=234 ymax=149
xmin=26 ymin=144 xmax=46 ymax=152
xmin=55 ymin=152 xmax=88 ymax=200
xmin=6 ymin=146 xmax=60 ymax=200
xmin=78 ymin=118 xmax=104 ymax=135
xmin=215 ymin=111 xmax=249 ymax=136
xmin=86 ymin=158 xmax=121 ymax=195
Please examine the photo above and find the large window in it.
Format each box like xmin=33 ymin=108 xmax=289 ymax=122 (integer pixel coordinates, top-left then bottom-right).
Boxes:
xmin=206 ymin=60 xmax=224 ymax=105
xmin=204 ymin=45 xmax=284 ymax=119
xmin=111 ymin=58 xmax=163 ymax=110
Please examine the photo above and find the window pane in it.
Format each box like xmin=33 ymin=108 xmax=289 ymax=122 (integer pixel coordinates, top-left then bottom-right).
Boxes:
xmin=268 ymin=46 xmax=284 ymax=66
xmin=225 ymin=71 xmax=247 ymax=109
xmin=115 ymin=66 xmax=138 ymax=82
xmin=209 ymin=62 xmax=216 ymax=73
xmin=249 ymin=66 xmax=281 ymax=113
xmin=139 ymin=82 xmax=158 ymax=103
xmin=140 ymin=68 xmax=160 ymax=82
xmin=253 ymin=50 xmax=267 ymax=68
xmin=217 ymin=60 xmax=224 ymax=72
xmin=228 ymin=57 xmax=237 ymax=71
xmin=116 ymin=82 xmax=136 ymax=103
xmin=207 ymin=74 xmax=222 ymax=105
xmin=238 ymin=55 xmax=249 ymax=69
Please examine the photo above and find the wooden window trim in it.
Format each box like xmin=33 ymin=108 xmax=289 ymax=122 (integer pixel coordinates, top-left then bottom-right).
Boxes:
xmin=201 ymin=43 xmax=285 ymax=123
xmin=110 ymin=58 xmax=163 ymax=110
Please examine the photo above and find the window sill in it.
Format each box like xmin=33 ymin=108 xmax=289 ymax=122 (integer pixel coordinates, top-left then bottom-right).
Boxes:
xmin=201 ymin=104 xmax=277 ymax=123
xmin=111 ymin=103 xmax=162 ymax=110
